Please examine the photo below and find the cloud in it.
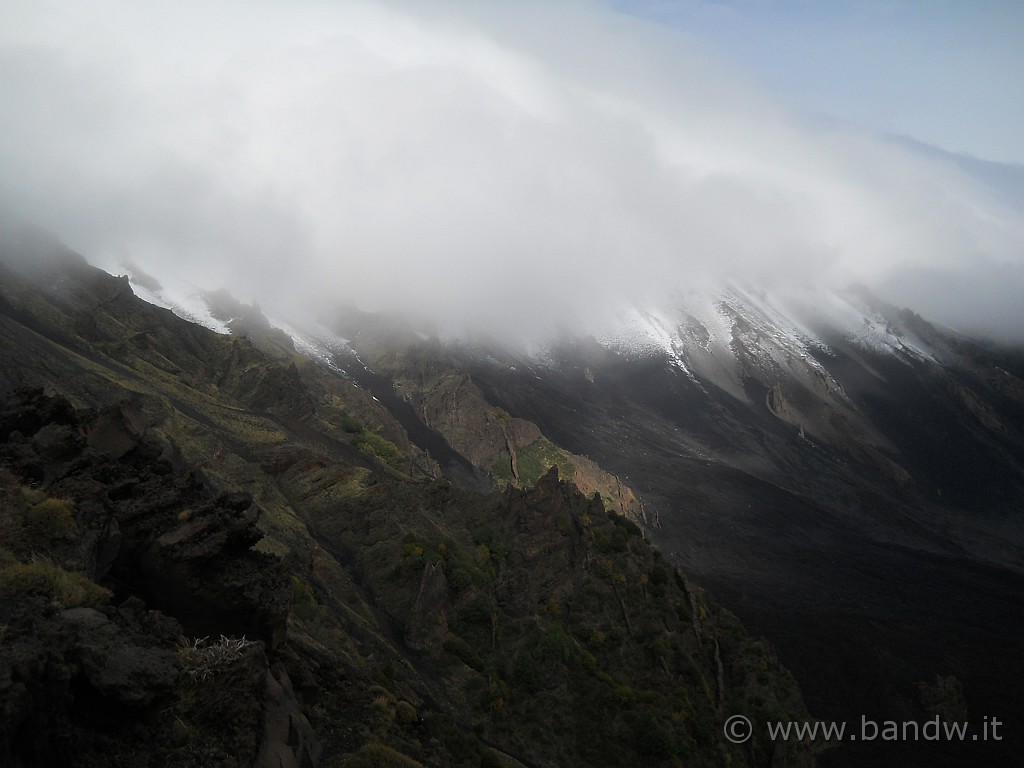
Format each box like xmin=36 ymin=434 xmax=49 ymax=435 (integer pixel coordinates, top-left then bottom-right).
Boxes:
xmin=0 ymin=0 xmax=1022 ymax=342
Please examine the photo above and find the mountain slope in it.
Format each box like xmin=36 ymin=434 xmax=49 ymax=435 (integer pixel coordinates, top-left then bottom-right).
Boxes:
xmin=0 ymin=225 xmax=817 ymax=767
xmin=319 ymin=283 xmax=1024 ymax=768
xmin=7 ymin=215 xmax=1022 ymax=766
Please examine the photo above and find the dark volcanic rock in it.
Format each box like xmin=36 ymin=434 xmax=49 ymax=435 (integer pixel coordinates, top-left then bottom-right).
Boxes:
xmin=1 ymin=388 xmax=290 ymax=648
xmin=255 ymin=667 xmax=322 ymax=768
xmin=63 ymin=607 xmax=179 ymax=706
xmin=0 ymin=600 xmax=184 ymax=767
xmin=133 ymin=492 xmax=289 ymax=649
xmin=0 ymin=388 xmax=297 ymax=766
xmin=83 ymin=401 xmax=145 ymax=458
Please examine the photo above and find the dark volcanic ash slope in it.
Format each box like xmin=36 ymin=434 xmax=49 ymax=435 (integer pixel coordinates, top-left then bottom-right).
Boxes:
xmin=459 ymin=307 xmax=1024 ymax=768
xmin=332 ymin=290 xmax=1024 ymax=768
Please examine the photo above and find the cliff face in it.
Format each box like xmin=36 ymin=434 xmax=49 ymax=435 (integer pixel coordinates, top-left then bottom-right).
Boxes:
xmin=0 ymin=228 xmax=817 ymax=765
xmin=341 ymin=339 xmax=650 ymax=524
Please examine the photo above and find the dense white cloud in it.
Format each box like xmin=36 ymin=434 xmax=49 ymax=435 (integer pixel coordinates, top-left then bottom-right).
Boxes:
xmin=0 ymin=0 xmax=1022 ymax=341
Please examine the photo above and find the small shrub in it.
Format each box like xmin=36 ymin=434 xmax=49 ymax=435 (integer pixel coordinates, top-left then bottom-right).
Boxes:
xmin=479 ymin=747 xmax=504 ymax=768
xmin=608 ymin=512 xmax=642 ymax=537
xmin=513 ymin=648 xmax=541 ymax=692
xmin=291 ymin=576 xmax=318 ymax=623
xmin=918 ymin=674 xmax=968 ymax=722
xmin=401 ymin=543 xmax=426 ymax=571
xmin=340 ymin=413 xmax=364 ymax=433
xmin=331 ymin=741 xmax=424 ymax=768
xmin=177 ymin=635 xmax=256 ymax=682
xmin=538 ymin=625 xmax=576 ymax=666
xmin=353 ymin=431 xmax=401 ymax=467
xmin=25 ymin=498 xmax=76 ymax=542
xmin=585 ymin=629 xmax=606 ymax=650
xmin=0 ymin=558 xmax=110 ymax=608
xmin=394 ymin=700 xmax=417 ymax=726
xmin=594 ymin=525 xmax=629 ymax=554
xmin=630 ymin=714 xmax=676 ymax=758
xmin=447 ymin=566 xmax=473 ymax=592
xmin=443 ymin=635 xmax=485 ymax=671
xmin=459 ymin=595 xmax=493 ymax=627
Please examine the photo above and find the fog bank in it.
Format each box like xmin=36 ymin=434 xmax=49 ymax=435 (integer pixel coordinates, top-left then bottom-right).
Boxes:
xmin=1 ymin=0 xmax=1022 ymax=341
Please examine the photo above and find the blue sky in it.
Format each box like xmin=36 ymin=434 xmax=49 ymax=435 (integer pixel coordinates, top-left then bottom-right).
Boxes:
xmin=612 ymin=0 xmax=1024 ymax=164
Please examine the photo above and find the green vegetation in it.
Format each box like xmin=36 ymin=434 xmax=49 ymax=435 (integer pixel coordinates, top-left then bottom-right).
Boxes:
xmin=287 ymin=461 xmax=814 ymax=766
xmin=291 ymin=576 xmax=319 ymax=623
xmin=329 ymin=741 xmax=424 ymax=768
xmin=0 ymin=475 xmax=103 ymax=609
xmin=489 ymin=437 xmax=576 ymax=488
xmin=353 ymin=430 xmax=402 ymax=467
xmin=25 ymin=497 xmax=77 ymax=543
xmin=0 ymin=557 xmax=111 ymax=609
xmin=340 ymin=412 xmax=364 ymax=433
xmin=443 ymin=635 xmax=486 ymax=671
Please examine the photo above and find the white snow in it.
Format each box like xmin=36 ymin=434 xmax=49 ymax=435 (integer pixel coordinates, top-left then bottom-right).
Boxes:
xmin=815 ymin=291 xmax=939 ymax=363
xmin=125 ymin=271 xmax=232 ymax=335
xmin=112 ymin=255 xmax=944 ymax=389
xmin=269 ymin=317 xmax=352 ymax=374
xmin=530 ymin=281 xmax=945 ymax=406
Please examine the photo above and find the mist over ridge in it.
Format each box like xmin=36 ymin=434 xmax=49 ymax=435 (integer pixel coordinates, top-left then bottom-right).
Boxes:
xmin=1 ymin=0 xmax=1023 ymax=343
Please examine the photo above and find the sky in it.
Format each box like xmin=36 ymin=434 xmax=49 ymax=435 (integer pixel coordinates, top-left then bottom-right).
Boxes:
xmin=614 ymin=0 xmax=1024 ymax=165
xmin=0 ymin=0 xmax=1022 ymax=342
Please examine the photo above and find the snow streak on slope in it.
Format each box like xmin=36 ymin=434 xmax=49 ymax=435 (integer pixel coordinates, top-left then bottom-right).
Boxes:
xmin=812 ymin=290 xmax=940 ymax=363
xmin=591 ymin=284 xmax=942 ymax=386
xmin=594 ymin=306 xmax=695 ymax=375
xmin=556 ymin=283 xmax=955 ymax=453
xmin=114 ymin=252 xmax=943 ymax=408
xmin=124 ymin=269 xmax=232 ymax=335
xmin=589 ymin=286 xmax=842 ymax=402
xmin=117 ymin=261 xmax=360 ymax=377
xmin=269 ymin=318 xmax=353 ymax=375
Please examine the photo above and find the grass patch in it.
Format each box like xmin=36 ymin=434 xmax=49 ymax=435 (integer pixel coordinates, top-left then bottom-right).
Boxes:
xmin=490 ymin=437 xmax=576 ymax=488
xmin=328 ymin=741 xmax=424 ymax=768
xmin=25 ymin=497 xmax=77 ymax=543
xmin=0 ymin=556 xmax=111 ymax=609
xmin=353 ymin=431 xmax=402 ymax=468
xmin=291 ymin=576 xmax=318 ymax=623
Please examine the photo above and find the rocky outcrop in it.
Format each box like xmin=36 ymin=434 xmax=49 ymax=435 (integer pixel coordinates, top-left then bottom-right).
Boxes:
xmin=0 ymin=598 xmax=183 ymax=768
xmin=1 ymin=389 xmax=290 ymax=649
xmin=256 ymin=667 xmax=322 ymax=768
xmin=131 ymin=490 xmax=290 ymax=649
xmin=410 ymin=373 xmax=541 ymax=471
xmin=82 ymin=401 xmax=146 ymax=458
xmin=393 ymin=372 xmax=648 ymax=521
xmin=0 ymin=388 xmax=302 ymax=767
xmin=405 ymin=561 xmax=449 ymax=652
xmin=63 ymin=606 xmax=180 ymax=705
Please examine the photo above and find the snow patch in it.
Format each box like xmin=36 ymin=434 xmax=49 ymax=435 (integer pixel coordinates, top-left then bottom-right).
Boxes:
xmin=126 ymin=272 xmax=231 ymax=335
xmin=270 ymin=318 xmax=353 ymax=374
